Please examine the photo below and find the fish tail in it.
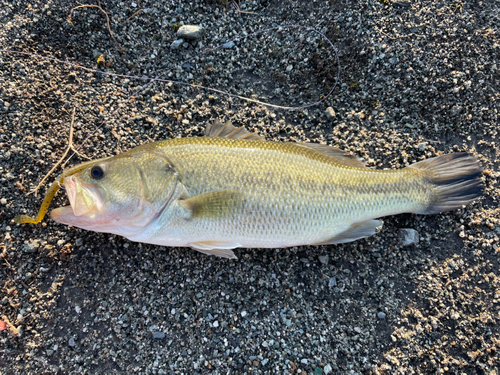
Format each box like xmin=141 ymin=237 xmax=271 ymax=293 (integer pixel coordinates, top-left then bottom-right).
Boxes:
xmin=408 ymin=153 xmax=483 ymax=214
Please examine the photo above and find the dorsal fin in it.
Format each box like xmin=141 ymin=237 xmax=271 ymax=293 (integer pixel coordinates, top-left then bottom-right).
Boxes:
xmin=205 ymin=119 xmax=265 ymax=140
xmin=297 ymin=143 xmax=366 ymax=168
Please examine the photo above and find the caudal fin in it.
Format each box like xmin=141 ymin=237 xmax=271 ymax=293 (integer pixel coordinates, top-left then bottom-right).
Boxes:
xmin=409 ymin=153 xmax=483 ymax=214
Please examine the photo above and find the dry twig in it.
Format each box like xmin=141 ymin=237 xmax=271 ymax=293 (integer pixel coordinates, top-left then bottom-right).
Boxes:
xmin=67 ymin=4 xmax=126 ymax=52
xmin=231 ymin=0 xmax=258 ymax=15
xmin=70 ymin=145 xmax=92 ymax=160
xmin=121 ymin=9 xmax=142 ymax=24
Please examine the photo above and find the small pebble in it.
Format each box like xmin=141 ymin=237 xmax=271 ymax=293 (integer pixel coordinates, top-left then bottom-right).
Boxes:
xmin=324 ymin=364 xmax=333 ymax=374
xmin=170 ymin=39 xmax=184 ymax=50
xmin=398 ymin=228 xmax=419 ymax=246
xmin=68 ymin=338 xmax=75 ymax=347
xmin=177 ymin=25 xmax=203 ymax=40
xmin=377 ymin=312 xmax=386 ymax=319
xmin=153 ymin=332 xmax=165 ymax=339
xmin=325 ymin=107 xmax=336 ymax=119
xmin=23 ymin=240 xmax=40 ymax=253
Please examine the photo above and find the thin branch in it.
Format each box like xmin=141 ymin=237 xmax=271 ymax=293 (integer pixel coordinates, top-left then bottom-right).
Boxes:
xmin=70 ymin=145 xmax=92 ymax=160
xmin=231 ymin=0 xmax=258 ymax=15
xmin=121 ymin=9 xmax=142 ymax=24
xmin=67 ymin=4 xmax=126 ymax=52
xmin=28 ymin=106 xmax=76 ymax=197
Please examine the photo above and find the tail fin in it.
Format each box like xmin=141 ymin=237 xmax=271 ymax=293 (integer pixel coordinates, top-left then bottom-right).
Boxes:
xmin=409 ymin=153 xmax=483 ymax=214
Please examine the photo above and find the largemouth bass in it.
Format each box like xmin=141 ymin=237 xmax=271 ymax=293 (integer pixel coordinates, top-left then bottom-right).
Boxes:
xmin=15 ymin=120 xmax=483 ymax=259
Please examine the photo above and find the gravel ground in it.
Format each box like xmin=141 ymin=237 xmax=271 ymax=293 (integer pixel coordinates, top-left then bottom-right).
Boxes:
xmin=1 ymin=0 xmax=499 ymax=373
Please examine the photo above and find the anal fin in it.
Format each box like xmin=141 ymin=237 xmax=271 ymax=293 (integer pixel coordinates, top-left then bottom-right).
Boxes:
xmin=317 ymin=219 xmax=383 ymax=245
xmin=189 ymin=240 xmax=241 ymax=259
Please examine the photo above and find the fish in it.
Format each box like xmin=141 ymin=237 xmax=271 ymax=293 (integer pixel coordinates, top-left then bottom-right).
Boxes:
xmin=15 ymin=119 xmax=483 ymax=259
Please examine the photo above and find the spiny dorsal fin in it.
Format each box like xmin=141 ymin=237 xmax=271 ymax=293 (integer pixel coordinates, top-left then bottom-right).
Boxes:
xmin=205 ymin=119 xmax=265 ymax=140
xmin=297 ymin=143 xmax=366 ymax=168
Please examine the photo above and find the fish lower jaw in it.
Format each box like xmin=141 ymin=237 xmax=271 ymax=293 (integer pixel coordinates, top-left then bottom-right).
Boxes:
xmin=50 ymin=206 xmax=74 ymax=221
xmin=50 ymin=205 xmax=96 ymax=227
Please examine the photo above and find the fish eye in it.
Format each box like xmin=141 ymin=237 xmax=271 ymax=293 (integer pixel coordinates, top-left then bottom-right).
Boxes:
xmin=90 ymin=165 xmax=105 ymax=180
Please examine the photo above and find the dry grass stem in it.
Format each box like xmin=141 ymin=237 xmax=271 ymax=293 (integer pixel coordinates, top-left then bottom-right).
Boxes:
xmin=230 ymin=0 xmax=258 ymax=15
xmin=121 ymin=9 xmax=142 ymax=24
xmin=70 ymin=145 xmax=92 ymax=160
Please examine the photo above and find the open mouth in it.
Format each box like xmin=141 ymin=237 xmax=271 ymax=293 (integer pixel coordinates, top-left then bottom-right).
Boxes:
xmin=65 ymin=176 xmax=98 ymax=216
xmin=50 ymin=176 xmax=105 ymax=228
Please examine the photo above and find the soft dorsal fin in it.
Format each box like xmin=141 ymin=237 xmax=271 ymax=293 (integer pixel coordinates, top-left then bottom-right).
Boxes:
xmin=205 ymin=119 xmax=265 ymax=140
xmin=297 ymin=143 xmax=366 ymax=168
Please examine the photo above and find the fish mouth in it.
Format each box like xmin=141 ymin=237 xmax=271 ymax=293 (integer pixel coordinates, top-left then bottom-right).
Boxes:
xmin=64 ymin=175 xmax=104 ymax=216
xmin=50 ymin=176 xmax=106 ymax=229
xmin=50 ymin=205 xmax=79 ymax=224
xmin=50 ymin=205 xmax=116 ymax=231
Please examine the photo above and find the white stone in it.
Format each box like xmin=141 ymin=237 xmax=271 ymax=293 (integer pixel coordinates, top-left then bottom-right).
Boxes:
xmin=177 ymin=25 xmax=203 ymax=40
xmin=325 ymin=107 xmax=336 ymax=118
xmin=398 ymin=228 xmax=419 ymax=246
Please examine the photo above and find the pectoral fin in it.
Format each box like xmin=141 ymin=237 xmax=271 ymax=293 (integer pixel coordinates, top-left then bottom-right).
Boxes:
xmin=317 ymin=219 xmax=384 ymax=245
xmin=179 ymin=190 xmax=245 ymax=219
xmin=189 ymin=241 xmax=241 ymax=259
